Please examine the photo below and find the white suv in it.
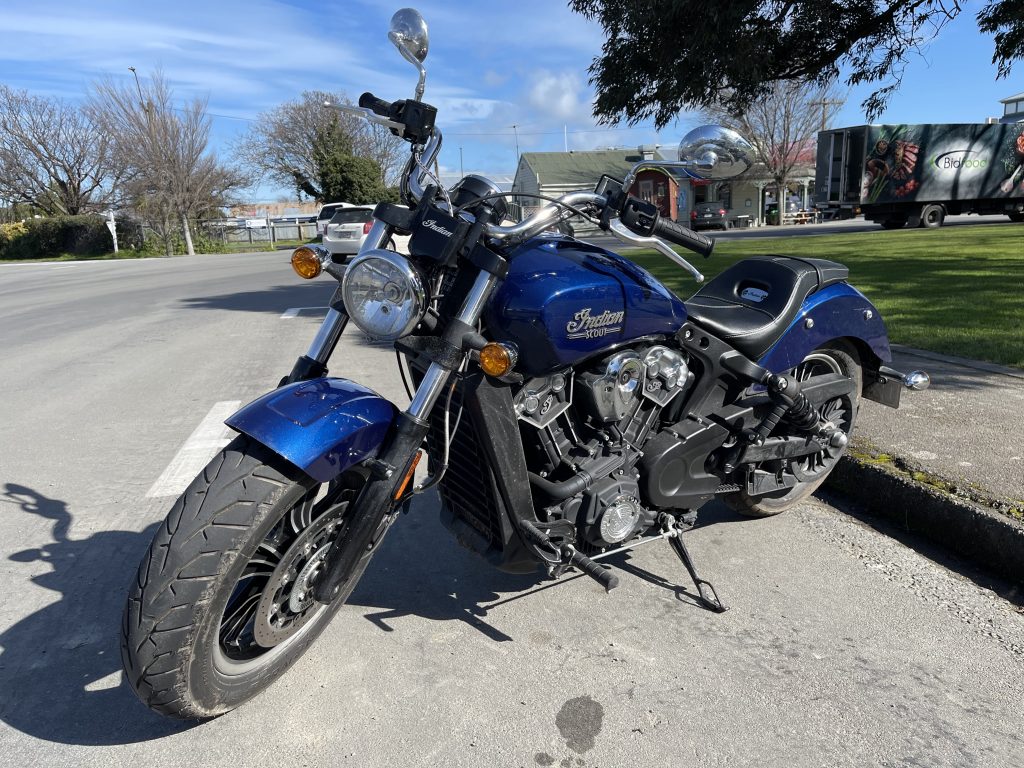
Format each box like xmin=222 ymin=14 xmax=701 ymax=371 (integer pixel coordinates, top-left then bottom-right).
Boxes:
xmin=315 ymin=202 xmax=354 ymax=237
xmin=322 ymin=206 xmax=410 ymax=257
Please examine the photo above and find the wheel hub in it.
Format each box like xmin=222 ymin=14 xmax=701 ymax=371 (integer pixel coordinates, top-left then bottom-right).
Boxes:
xmin=252 ymin=511 xmax=341 ymax=647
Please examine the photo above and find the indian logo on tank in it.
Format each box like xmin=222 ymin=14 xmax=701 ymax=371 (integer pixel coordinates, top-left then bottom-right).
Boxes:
xmin=566 ymin=307 xmax=625 ymax=339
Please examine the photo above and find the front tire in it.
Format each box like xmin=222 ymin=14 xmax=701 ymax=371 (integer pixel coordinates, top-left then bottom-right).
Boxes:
xmin=725 ymin=342 xmax=861 ymax=517
xmin=122 ymin=436 xmax=366 ymax=719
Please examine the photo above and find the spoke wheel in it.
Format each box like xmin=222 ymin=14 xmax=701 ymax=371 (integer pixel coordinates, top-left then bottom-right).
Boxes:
xmin=724 ymin=342 xmax=861 ymax=517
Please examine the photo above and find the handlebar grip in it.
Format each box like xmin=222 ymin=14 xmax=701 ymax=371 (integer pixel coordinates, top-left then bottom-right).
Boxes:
xmin=653 ymin=216 xmax=714 ymax=258
xmin=359 ymin=91 xmax=394 ymax=117
xmin=569 ymin=550 xmax=620 ymax=592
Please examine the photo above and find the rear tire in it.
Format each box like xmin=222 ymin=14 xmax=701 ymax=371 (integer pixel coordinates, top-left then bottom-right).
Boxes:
xmin=725 ymin=341 xmax=861 ymax=517
xmin=122 ymin=436 xmax=367 ymax=719
xmin=920 ymin=204 xmax=944 ymax=228
xmin=1009 ymin=212 xmax=1024 ymax=223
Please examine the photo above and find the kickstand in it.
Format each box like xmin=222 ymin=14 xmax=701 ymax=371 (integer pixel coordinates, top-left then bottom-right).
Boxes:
xmin=667 ymin=534 xmax=728 ymax=613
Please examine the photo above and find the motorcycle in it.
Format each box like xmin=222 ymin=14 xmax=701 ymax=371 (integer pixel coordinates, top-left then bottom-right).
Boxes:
xmin=122 ymin=8 xmax=929 ymax=719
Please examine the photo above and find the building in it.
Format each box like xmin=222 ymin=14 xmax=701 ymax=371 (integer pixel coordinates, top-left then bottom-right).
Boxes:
xmin=511 ymin=144 xmax=814 ymax=229
xmin=999 ymin=92 xmax=1024 ymax=124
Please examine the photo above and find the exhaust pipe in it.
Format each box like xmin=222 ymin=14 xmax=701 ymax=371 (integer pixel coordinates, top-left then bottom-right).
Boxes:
xmin=903 ymin=370 xmax=930 ymax=391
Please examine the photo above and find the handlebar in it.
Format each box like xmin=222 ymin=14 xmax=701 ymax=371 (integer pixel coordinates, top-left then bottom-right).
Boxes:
xmin=359 ymin=91 xmax=394 ymax=118
xmin=652 ymin=216 xmax=713 ymax=258
xmin=483 ymin=192 xmax=607 ymax=242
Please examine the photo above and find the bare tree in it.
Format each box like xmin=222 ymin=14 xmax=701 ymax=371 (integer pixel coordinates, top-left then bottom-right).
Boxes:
xmin=234 ymin=91 xmax=405 ymax=200
xmin=701 ymin=81 xmax=844 ymax=218
xmin=89 ymin=70 xmax=246 ymax=255
xmin=0 ymin=85 xmax=123 ymax=216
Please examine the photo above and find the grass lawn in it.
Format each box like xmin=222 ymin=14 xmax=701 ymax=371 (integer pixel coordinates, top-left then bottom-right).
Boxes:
xmin=629 ymin=225 xmax=1024 ymax=369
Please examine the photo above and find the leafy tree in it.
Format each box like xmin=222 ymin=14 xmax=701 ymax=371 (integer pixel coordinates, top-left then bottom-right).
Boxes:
xmin=570 ymin=0 xmax=1024 ymax=125
xmin=312 ymin=118 xmax=393 ymax=204
xmin=234 ymin=91 xmax=404 ymax=200
xmin=700 ymin=82 xmax=844 ymax=221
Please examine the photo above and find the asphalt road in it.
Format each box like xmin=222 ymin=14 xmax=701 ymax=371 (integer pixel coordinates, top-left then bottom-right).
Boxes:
xmin=1 ymin=252 xmax=1022 ymax=767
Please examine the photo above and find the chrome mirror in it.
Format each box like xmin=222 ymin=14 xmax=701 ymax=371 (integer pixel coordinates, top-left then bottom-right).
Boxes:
xmin=678 ymin=125 xmax=753 ymax=180
xmin=389 ymin=8 xmax=429 ymax=100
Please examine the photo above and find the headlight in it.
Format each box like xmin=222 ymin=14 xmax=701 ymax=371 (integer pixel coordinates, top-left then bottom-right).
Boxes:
xmin=341 ymin=249 xmax=427 ymax=341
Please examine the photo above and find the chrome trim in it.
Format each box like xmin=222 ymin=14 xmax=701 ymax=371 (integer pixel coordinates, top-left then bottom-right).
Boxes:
xmin=341 ymin=249 xmax=428 ymax=341
xmin=303 ymin=220 xmax=391 ymax=363
xmin=405 ymin=270 xmax=498 ymax=422
xmin=608 ymin=220 xmax=704 ymax=283
xmin=903 ymin=370 xmax=931 ymax=391
xmin=403 ymin=130 xmax=444 ymax=204
xmin=305 ymin=309 xmax=348 ymax=364
xmin=622 ymin=160 xmax=695 ymax=192
xmin=484 ymin=191 xmax=606 ymax=242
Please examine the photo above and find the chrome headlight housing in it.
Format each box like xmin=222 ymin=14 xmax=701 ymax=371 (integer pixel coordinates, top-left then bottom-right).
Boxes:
xmin=341 ymin=249 xmax=427 ymax=341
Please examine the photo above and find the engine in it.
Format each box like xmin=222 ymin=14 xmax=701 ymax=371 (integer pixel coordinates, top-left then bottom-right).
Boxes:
xmin=515 ymin=345 xmax=693 ymax=550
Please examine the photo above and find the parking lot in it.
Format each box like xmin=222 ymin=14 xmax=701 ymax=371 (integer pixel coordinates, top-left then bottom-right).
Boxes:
xmin=1 ymin=252 xmax=1022 ymax=766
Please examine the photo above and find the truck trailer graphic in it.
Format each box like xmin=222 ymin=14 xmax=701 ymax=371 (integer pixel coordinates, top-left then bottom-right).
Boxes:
xmin=815 ymin=123 xmax=1024 ymax=227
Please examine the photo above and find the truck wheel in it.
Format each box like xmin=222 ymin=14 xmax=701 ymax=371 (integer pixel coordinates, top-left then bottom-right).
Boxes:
xmin=920 ymin=204 xmax=944 ymax=228
xmin=1009 ymin=212 xmax=1024 ymax=223
xmin=881 ymin=219 xmax=906 ymax=230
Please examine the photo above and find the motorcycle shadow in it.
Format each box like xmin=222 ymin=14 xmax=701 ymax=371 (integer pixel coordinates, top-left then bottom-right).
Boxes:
xmin=0 ymin=483 xmax=195 ymax=746
xmin=347 ymin=495 xmax=749 ymax=638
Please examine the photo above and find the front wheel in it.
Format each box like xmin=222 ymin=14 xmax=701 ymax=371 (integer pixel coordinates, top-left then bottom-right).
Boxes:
xmin=122 ymin=436 xmax=368 ymax=719
xmin=725 ymin=342 xmax=861 ymax=517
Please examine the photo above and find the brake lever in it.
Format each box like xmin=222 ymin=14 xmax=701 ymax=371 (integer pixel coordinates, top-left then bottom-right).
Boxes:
xmin=608 ymin=219 xmax=704 ymax=283
xmin=323 ymin=102 xmax=407 ymax=137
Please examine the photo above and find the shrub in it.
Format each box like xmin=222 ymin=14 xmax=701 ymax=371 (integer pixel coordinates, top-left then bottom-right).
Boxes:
xmin=0 ymin=215 xmax=142 ymax=260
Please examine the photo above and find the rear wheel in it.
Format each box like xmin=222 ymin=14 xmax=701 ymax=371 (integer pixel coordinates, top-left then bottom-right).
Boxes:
xmin=725 ymin=342 xmax=861 ymax=517
xmin=920 ymin=204 xmax=944 ymax=228
xmin=1009 ymin=212 xmax=1024 ymax=223
xmin=122 ymin=436 xmax=369 ymax=719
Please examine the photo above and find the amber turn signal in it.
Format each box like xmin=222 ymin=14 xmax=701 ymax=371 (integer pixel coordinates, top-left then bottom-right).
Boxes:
xmin=291 ymin=246 xmax=323 ymax=279
xmin=394 ymin=450 xmax=423 ymax=500
xmin=479 ymin=342 xmax=517 ymax=377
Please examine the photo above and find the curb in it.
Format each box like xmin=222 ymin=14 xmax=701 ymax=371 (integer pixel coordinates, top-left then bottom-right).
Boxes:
xmin=825 ymin=454 xmax=1024 ymax=586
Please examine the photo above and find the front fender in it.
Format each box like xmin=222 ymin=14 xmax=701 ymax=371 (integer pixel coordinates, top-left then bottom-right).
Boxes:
xmin=226 ymin=378 xmax=398 ymax=482
xmin=758 ymin=283 xmax=892 ymax=373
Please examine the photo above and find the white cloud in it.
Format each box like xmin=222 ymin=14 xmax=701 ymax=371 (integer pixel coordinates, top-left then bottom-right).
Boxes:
xmin=527 ymin=70 xmax=588 ymax=123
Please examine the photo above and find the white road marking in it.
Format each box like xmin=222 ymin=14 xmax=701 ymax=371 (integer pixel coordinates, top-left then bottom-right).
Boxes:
xmin=84 ymin=670 xmax=123 ymax=692
xmin=146 ymin=400 xmax=241 ymax=498
xmin=281 ymin=306 xmax=329 ymax=319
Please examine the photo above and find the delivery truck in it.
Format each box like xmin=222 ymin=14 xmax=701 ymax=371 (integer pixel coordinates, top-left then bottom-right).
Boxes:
xmin=814 ymin=123 xmax=1024 ymax=228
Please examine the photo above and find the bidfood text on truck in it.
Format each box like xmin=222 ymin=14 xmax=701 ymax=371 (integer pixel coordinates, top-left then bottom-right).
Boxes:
xmin=815 ymin=123 xmax=1024 ymax=228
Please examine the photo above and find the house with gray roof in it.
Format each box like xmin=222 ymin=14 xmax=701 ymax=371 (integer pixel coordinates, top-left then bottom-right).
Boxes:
xmin=1000 ymin=92 xmax=1024 ymax=124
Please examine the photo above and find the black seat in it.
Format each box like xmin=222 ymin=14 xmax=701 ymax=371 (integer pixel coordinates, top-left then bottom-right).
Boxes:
xmin=684 ymin=256 xmax=849 ymax=359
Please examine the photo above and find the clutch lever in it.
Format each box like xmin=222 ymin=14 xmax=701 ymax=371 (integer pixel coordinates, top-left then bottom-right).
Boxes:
xmin=608 ymin=219 xmax=704 ymax=283
xmin=323 ymin=102 xmax=407 ymax=137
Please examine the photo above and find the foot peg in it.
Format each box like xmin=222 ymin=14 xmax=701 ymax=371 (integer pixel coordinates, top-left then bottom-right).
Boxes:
xmin=519 ymin=519 xmax=619 ymax=592
xmin=664 ymin=520 xmax=727 ymax=613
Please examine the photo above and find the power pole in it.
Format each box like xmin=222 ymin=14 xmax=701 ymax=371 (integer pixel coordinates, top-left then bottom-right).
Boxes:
xmin=512 ymin=124 xmax=520 ymax=165
xmin=809 ymin=98 xmax=843 ymax=132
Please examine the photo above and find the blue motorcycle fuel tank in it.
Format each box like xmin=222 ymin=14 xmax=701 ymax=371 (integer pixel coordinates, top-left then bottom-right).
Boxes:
xmin=484 ymin=236 xmax=688 ymax=375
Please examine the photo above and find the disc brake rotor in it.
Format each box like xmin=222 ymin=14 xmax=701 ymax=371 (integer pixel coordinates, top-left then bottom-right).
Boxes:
xmin=252 ymin=507 xmax=345 ymax=647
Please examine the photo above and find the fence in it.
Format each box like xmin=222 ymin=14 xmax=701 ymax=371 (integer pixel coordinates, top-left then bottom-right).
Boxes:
xmin=198 ymin=220 xmax=318 ymax=246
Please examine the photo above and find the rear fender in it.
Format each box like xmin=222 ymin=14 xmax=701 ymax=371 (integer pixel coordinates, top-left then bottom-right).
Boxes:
xmin=226 ymin=378 xmax=397 ymax=483
xmin=757 ymin=283 xmax=892 ymax=373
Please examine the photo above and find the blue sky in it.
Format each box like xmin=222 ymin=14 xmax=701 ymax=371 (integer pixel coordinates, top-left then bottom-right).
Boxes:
xmin=1 ymin=0 xmax=1020 ymax=200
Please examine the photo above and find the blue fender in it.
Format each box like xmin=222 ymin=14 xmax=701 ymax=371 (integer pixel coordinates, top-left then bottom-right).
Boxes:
xmin=226 ymin=378 xmax=398 ymax=483
xmin=758 ymin=283 xmax=892 ymax=373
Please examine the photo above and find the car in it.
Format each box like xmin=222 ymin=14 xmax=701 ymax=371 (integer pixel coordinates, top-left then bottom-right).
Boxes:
xmin=315 ymin=202 xmax=356 ymax=237
xmin=690 ymin=202 xmax=728 ymax=231
xmin=322 ymin=206 xmax=410 ymax=257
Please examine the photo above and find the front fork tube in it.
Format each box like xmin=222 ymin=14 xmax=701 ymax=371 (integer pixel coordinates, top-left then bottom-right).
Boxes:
xmin=313 ymin=270 xmax=499 ymax=603
xmin=281 ymin=220 xmax=393 ymax=385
